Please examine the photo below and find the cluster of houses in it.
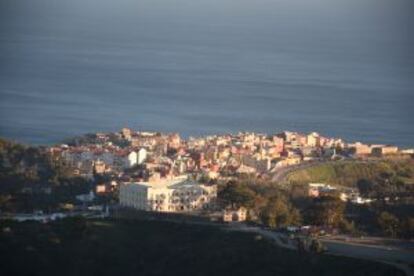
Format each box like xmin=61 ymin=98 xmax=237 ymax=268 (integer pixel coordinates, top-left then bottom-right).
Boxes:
xmin=48 ymin=129 xmax=411 ymax=184
xmin=44 ymin=128 xmax=412 ymax=216
xmin=49 ymin=144 xmax=148 ymax=179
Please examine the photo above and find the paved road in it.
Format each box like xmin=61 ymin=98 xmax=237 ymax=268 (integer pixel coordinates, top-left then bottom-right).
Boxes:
xmin=229 ymin=224 xmax=414 ymax=276
xmin=227 ymin=224 xmax=296 ymax=249
xmin=111 ymin=212 xmax=414 ymax=275
xmin=321 ymin=238 xmax=414 ymax=263
xmin=271 ymin=160 xmax=327 ymax=183
xmin=321 ymin=238 xmax=414 ymax=276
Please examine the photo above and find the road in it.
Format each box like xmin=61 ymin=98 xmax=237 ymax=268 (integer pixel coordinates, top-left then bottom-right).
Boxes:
xmin=112 ymin=209 xmax=414 ymax=275
xmin=321 ymin=237 xmax=414 ymax=276
xmin=271 ymin=160 xmax=328 ymax=183
xmin=227 ymin=224 xmax=296 ymax=249
xmin=230 ymin=224 xmax=414 ymax=276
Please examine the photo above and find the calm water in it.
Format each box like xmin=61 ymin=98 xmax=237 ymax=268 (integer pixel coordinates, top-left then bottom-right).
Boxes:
xmin=0 ymin=0 xmax=413 ymax=146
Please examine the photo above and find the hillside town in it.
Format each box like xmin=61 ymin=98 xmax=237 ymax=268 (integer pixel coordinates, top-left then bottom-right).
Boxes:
xmin=1 ymin=128 xmax=414 ymax=274
xmin=40 ymin=128 xmax=413 ymax=218
xmin=1 ymin=128 xmax=413 ymax=224
xmin=49 ymin=128 xmax=412 ymax=184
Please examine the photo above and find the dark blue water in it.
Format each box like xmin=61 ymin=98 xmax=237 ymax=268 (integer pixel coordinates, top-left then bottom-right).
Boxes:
xmin=1 ymin=0 xmax=413 ymax=146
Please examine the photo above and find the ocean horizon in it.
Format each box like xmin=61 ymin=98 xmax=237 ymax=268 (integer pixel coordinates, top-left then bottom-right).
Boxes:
xmin=1 ymin=0 xmax=413 ymax=147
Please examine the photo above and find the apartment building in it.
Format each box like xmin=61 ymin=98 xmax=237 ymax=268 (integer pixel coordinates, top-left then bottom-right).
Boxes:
xmin=119 ymin=175 xmax=217 ymax=212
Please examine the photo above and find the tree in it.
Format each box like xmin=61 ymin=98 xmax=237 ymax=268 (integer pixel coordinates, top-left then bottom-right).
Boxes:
xmin=259 ymin=194 xmax=302 ymax=228
xmin=218 ymin=181 xmax=256 ymax=208
xmin=400 ymin=217 xmax=414 ymax=239
xmin=357 ymin=179 xmax=374 ymax=197
xmin=338 ymin=219 xmax=356 ymax=234
xmin=289 ymin=208 xmax=303 ymax=226
xmin=309 ymin=239 xmax=325 ymax=254
xmin=306 ymin=196 xmax=345 ymax=227
xmin=377 ymin=212 xmax=400 ymax=238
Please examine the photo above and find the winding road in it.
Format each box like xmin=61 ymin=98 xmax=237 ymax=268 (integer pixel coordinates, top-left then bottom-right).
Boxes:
xmin=271 ymin=160 xmax=328 ymax=183
xmin=230 ymin=223 xmax=414 ymax=276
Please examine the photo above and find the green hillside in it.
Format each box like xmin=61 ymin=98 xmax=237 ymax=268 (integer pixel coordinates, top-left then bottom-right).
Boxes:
xmin=284 ymin=160 xmax=414 ymax=187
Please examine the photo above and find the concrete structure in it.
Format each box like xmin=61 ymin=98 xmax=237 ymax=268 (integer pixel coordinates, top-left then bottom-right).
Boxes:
xmin=307 ymin=132 xmax=320 ymax=147
xmin=96 ymin=184 xmax=107 ymax=194
xmin=121 ymin=128 xmax=132 ymax=140
xmin=119 ymin=175 xmax=217 ymax=212
xmin=168 ymin=133 xmax=181 ymax=149
xmin=236 ymin=164 xmax=256 ymax=174
xmin=137 ymin=148 xmax=147 ymax=164
xmin=308 ymin=183 xmax=337 ymax=197
xmin=126 ymin=151 xmax=138 ymax=167
xmin=223 ymin=207 xmax=247 ymax=222
xmin=371 ymin=145 xmax=399 ymax=157
xmin=308 ymin=187 xmax=320 ymax=198
xmin=272 ymin=136 xmax=285 ymax=153
xmin=273 ymin=156 xmax=301 ymax=168
xmin=349 ymin=142 xmax=371 ymax=156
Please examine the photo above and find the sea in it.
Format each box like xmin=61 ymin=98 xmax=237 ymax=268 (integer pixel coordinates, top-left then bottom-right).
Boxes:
xmin=0 ymin=0 xmax=413 ymax=146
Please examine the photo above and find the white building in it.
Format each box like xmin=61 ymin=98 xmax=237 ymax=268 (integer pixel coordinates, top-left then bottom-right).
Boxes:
xmin=119 ymin=175 xmax=217 ymax=212
xmin=307 ymin=132 xmax=320 ymax=147
xmin=309 ymin=183 xmax=337 ymax=193
xmin=137 ymin=148 xmax=147 ymax=164
xmin=126 ymin=151 xmax=138 ymax=167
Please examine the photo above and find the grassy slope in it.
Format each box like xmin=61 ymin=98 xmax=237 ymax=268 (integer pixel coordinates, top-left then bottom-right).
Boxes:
xmin=0 ymin=218 xmax=404 ymax=276
xmin=284 ymin=160 xmax=414 ymax=187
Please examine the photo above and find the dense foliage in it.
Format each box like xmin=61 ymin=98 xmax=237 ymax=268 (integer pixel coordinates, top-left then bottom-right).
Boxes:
xmin=217 ymin=176 xmax=414 ymax=238
xmin=282 ymin=159 xmax=414 ymax=238
xmin=305 ymin=196 xmax=347 ymax=228
xmin=0 ymin=138 xmax=91 ymax=212
xmin=377 ymin=211 xmax=414 ymax=239
xmin=218 ymin=179 xmax=303 ymax=228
